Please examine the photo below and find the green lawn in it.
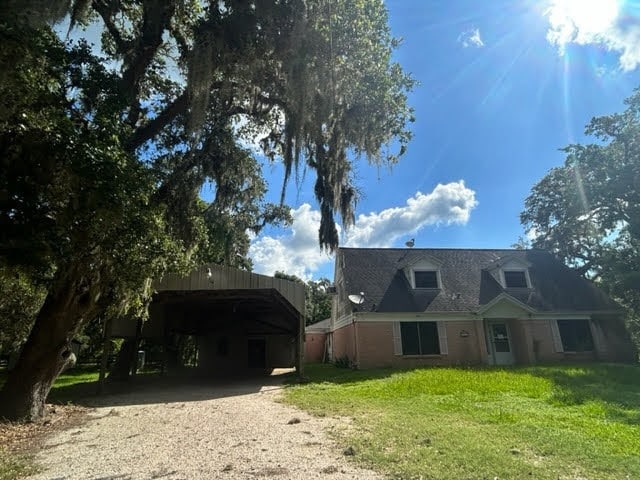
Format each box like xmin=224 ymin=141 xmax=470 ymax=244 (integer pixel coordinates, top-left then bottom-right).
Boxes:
xmin=284 ymin=364 xmax=640 ymax=480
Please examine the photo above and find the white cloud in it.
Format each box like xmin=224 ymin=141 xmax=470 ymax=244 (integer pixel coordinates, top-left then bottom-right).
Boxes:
xmin=458 ymin=28 xmax=485 ymax=48
xmin=249 ymin=181 xmax=478 ymax=278
xmin=343 ymin=181 xmax=478 ymax=248
xmin=544 ymin=0 xmax=640 ymax=71
xmin=248 ymin=204 xmax=335 ymax=280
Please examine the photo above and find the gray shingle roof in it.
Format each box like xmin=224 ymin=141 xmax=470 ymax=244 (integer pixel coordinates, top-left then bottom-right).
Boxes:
xmin=337 ymin=248 xmax=618 ymax=313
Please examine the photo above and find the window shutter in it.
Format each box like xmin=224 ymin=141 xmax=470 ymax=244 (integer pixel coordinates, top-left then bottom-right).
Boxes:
xmin=437 ymin=321 xmax=448 ymax=355
xmin=392 ymin=322 xmax=402 ymax=355
xmin=590 ymin=320 xmax=607 ymax=356
xmin=550 ymin=320 xmax=563 ymax=352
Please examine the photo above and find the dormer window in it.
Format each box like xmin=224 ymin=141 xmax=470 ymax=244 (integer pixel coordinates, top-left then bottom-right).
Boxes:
xmin=403 ymin=255 xmax=443 ymax=290
xmin=414 ymin=270 xmax=439 ymax=289
xmin=503 ymin=270 xmax=529 ymax=288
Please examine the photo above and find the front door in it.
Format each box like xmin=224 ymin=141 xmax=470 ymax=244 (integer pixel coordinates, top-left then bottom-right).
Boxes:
xmin=487 ymin=321 xmax=514 ymax=365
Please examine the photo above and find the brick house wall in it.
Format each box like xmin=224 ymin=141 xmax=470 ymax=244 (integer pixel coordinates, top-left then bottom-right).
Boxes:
xmin=332 ymin=323 xmax=356 ymax=362
xmin=354 ymin=320 xmax=484 ymax=369
xmin=304 ymin=333 xmax=327 ymax=363
xmin=332 ymin=315 xmax=635 ymax=369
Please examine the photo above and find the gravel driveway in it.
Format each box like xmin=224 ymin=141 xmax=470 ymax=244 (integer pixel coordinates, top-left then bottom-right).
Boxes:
xmin=29 ymin=372 xmax=381 ymax=480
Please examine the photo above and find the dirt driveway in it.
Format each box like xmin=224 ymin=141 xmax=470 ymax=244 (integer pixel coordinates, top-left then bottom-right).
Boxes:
xmin=29 ymin=372 xmax=381 ymax=480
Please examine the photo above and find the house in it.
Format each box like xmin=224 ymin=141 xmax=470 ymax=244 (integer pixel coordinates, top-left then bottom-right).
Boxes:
xmin=330 ymin=248 xmax=636 ymax=368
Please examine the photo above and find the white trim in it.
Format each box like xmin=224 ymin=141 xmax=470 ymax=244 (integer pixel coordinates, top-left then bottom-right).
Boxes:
xmin=392 ymin=322 xmax=402 ymax=355
xmin=476 ymin=293 xmax=536 ymax=315
xmin=550 ymin=319 xmax=564 ymax=352
xmin=344 ymin=310 xmax=615 ymax=325
xmin=590 ymin=320 xmax=608 ymax=356
xmin=485 ymin=319 xmax=515 ymax=365
xmin=355 ymin=312 xmax=476 ymax=322
xmin=437 ymin=321 xmax=448 ymax=355
xmin=531 ymin=313 xmax=590 ymax=320
xmin=410 ymin=269 xmax=442 ymax=289
xmin=332 ymin=313 xmax=353 ymax=330
xmin=501 ymin=268 xmax=532 ymax=289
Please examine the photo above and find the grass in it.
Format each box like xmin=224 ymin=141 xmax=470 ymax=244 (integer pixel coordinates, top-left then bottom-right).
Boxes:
xmin=0 ymin=453 xmax=37 ymax=480
xmin=284 ymin=363 xmax=640 ymax=480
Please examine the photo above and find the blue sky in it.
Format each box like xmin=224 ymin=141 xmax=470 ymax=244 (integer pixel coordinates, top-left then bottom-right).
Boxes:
xmin=248 ymin=0 xmax=640 ymax=280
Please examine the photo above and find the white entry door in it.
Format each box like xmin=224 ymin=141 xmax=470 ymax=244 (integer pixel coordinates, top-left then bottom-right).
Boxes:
xmin=487 ymin=321 xmax=514 ymax=365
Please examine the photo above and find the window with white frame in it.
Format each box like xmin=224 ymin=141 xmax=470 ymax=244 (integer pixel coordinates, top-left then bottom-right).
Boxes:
xmin=414 ymin=270 xmax=439 ymax=289
xmin=400 ymin=321 xmax=440 ymax=355
xmin=557 ymin=320 xmax=594 ymax=352
xmin=503 ymin=270 xmax=529 ymax=288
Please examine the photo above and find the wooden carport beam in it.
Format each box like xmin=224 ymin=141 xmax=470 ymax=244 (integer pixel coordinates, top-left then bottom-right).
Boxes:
xmin=249 ymin=317 xmax=294 ymax=335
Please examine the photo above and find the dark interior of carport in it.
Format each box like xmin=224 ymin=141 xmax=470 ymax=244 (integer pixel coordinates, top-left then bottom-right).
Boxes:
xmin=122 ymin=288 xmax=303 ymax=377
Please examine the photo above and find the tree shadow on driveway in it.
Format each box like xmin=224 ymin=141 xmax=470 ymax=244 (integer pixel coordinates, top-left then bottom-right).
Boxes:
xmin=49 ymin=368 xmax=296 ymax=409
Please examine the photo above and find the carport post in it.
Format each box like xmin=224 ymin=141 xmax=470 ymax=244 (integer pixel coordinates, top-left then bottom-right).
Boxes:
xmin=296 ymin=314 xmax=304 ymax=378
xmin=97 ymin=317 xmax=113 ymax=394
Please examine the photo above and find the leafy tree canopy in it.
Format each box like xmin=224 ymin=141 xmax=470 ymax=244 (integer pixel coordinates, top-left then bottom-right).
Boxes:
xmin=274 ymin=272 xmax=332 ymax=325
xmin=521 ymin=88 xmax=640 ymax=346
xmin=0 ymin=0 xmax=415 ymax=420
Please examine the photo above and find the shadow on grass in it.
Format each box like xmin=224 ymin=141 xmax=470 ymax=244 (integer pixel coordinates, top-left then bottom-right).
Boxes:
xmin=294 ymin=362 xmax=640 ymax=424
xmin=525 ymin=363 xmax=640 ymax=424
xmin=291 ymin=363 xmax=398 ymax=385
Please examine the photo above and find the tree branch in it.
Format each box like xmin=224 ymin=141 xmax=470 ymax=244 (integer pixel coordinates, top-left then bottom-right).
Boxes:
xmin=92 ymin=0 xmax=131 ymax=55
xmin=125 ymin=91 xmax=188 ymax=153
xmin=121 ymin=0 xmax=176 ymax=126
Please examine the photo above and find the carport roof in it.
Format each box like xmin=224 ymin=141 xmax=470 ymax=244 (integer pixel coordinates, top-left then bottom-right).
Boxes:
xmin=154 ymin=264 xmax=306 ymax=316
xmin=111 ymin=265 xmax=306 ymax=338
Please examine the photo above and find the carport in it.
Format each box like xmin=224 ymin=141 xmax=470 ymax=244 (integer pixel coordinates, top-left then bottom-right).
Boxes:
xmin=108 ymin=265 xmax=305 ymax=379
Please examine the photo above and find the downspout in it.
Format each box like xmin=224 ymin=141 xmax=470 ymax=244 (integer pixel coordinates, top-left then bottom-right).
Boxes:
xmin=351 ymin=312 xmax=359 ymax=368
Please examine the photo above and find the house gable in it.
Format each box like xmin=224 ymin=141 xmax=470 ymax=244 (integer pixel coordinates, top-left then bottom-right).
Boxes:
xmin=478 ymin=293 xmax=535 ymax=318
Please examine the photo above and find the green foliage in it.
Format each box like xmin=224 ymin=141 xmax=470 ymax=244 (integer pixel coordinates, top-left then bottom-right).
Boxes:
xmin=305 ymin=278 xmax=332 ymax=325
xmin=333 ymin=355 xmax=351 ymax=369
xmin=274 ymin=272 xmax=332 ymax=325
xmin=285 ymin=364 xmax=640 ymax=479
xmin=522 ymin=88 xmax=640 ymax=348
xmin=0 ymin=268 xmax=45 ymax=355
xmin=0 ymin=0 xmax=414 ymax=419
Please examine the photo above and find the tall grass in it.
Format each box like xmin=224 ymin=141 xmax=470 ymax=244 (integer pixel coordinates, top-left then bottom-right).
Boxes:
xmin=285 ymin=364 xmax=640 ymax=479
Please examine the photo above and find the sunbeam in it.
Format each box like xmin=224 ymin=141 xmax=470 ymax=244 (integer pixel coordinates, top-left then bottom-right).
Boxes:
xmin=562 ymin=52 xmax=575 ymax=143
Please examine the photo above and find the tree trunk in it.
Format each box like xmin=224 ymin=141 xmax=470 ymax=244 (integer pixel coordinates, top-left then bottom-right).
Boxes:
xmin=0 ymin=270 xmax=99 ymax=422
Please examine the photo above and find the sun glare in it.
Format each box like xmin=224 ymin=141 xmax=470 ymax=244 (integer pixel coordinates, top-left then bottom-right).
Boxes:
xmin=546 ymin=0 xmax=621 ymax=45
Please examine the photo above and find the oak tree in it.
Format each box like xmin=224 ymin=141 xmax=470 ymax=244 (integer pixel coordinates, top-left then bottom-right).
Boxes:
xmin=522 ymin=88 xmax=640 ymax=349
